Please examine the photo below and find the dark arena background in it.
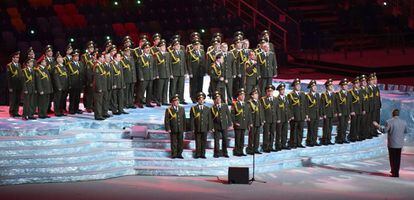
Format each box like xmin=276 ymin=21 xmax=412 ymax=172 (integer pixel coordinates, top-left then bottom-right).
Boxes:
xmin=0 ymin=0 xmax=414 ymax=199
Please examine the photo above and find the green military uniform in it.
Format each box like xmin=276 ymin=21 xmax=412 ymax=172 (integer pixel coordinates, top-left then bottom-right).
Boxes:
xmin=169 ymin=39 xmax=187 ymax=103
xmin=260 ymin=85 xmax=278 ymax=152
xmin=44 ymin=46 xmax=56 ymax=113
xmin=164 ymin=95 xmax=186 ymax=159
xmin=155 ymin=42 xmax=172 ymax=105
xmin=110 ymin=60 xmax=126 ymax=114
xmin=243 ymin=59 xmax=260 ymax=99
xmin=349 ymin=77 xmax=363 ymax=142
xmin=246 ymin=89 xmax=265 ymax=154
xmin=81 ymin=44 xmax=95 ymax=112
xmin=335 ymin=79 xmax=351 ymax=144
xmin=66 ymin=50 xmax=84 ymax=114
xmin=224 ymin=50 xmax=237 ymax=104
xmin=52 ymin=60 xmax=69 ymax=116
xmin=187 ymin=40 xmax=206 ymax=102
xmin=287 ymin=78 xmax=306 ymax=148
xmin=276 ymin=83 xmax=291 ymax=149
xmin=102 ymin=61 xmax=112 ymax=118
xmin=93 ymin=61 xmax=108 ymax=120
xmin=369 ymin=73 xmax=381 ymax=137
xmin=22 ymin=59 xmax=36 ymax=120
xmin=121 ymin=50 xmax=136 ymax=108
xmin=211 ymin=92 xmax=232 ymax=157
xmin=256 ymin=50 xmax=277 ymax=94
xmin=320 ymin=79 xmax=336 ymax=145
xmin=6 ymin=51 xmax=23 ymax=117
xmin=304 ymin=80 xmax=321 ymax=146
xmin=210 ymin=60 xmax=226 ymax=99
xmin=231 ymin=89 xmax=252 ymax=156
xmin=35 ymin=61 xmax=53 ymax=118
xmin=137 ymin=43 xmax=157 ymax=107
xmin=190 ymin=92 xmax=212 ymax=158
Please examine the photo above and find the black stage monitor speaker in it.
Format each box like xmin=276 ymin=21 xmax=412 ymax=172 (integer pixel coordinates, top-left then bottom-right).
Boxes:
xmin=228 ymin=167 xmax=249 ymax=184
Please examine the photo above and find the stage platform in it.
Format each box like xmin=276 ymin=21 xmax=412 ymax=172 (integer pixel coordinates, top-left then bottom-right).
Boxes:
xmin=0 ymin=79 xmax=412 ymax=185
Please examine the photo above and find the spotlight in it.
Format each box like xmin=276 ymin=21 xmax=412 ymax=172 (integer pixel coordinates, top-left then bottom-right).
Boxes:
xmin=30 ymin=29 xmax=35 ymax=35
xmin=383 ymin=1 xmax=387 ymax=6
xmin=114 ymin=1 xmax=119 ymax=6
xmin=200 ymin=29 xmax=205 ymax=33
xmin=69 ymin=38 xmax=75 ymax=42
xmin=106 ymin=36 xmax=111 ymax=40
xmin=137 ymin=0 xmax=142 ymax=4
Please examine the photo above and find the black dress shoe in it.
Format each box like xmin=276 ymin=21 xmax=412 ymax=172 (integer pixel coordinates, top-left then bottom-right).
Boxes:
xmin=328 ymin=142 xmax=335 ymax=145
xmin=69 ymin=111 xmax=76 ymax=115
xmin=113 ymin=112 xmax=121 ymax=115
xmin=137 ymin=104 xmax=144 ymax=108
xmin=241 ymin=153 xmax=247 ymax=156
xmin=201 ymin=156 xmax=206 ymax=159
xmin=213 ymin=155 xmax=219 ymax=158
xmin=247 ymin=152 xmax=255 ymax=155
xmin=314 ymin=143 xmax=321 ymax=146
xmin=298 ymin=145 xmax=306 ymax=148
xmin=146 ymin=104 xmax=155 ymax=108
xmin=224 ymin=155 xmax=229 ymax=158
xmin=103 ymin=114 xmax=111 ymax=118
xmin=271 ymin=149 xmax=277 ymax=152
xmin=343 ymin=141 xmax=350 ymax=144
xmin=177 ymin=156 xmax=184 ymax=159
xmin=95 ymin=117 xmax=105 ymax=121
xmin=15 ymin=114 xmax=22 ymax=117
xmin=121 ymin=111 xmax=129 ymax=114
xmin=76 ymin=111 xmax=83 ymax=114
xmin=22 ymin=116 xmax=29 ymax=120
xmin=255 ymin=151 xmax=262 ymax=154
xmin=28 ymin=116 xmax=37 ymax=120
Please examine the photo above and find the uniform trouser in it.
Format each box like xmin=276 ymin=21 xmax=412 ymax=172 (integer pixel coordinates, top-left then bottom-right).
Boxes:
xmin=233 ymin=129 xmax=246 ymax=155
xmin=213 ymin=129 xmax=228 ymax=156
xmin=366 ymin=111 xmax=374 ymax=138
xmin=388 ymin=148 xmax=402 ymax=177
xmin=289 ymin=121 xmax=304 ymax=147
xmin=233 ymin=76 xmax=244 ymax=99
xmin=38 ymin=94 xmax=50 ymax=117
xmin=370 ymin=111 xmax=378 ymax=136
xmin=69 ymin=88 xmax=81 ymax=113
xmin=322 ymin=117 xmax=333 ymax=144
xmin=54 ymin=90 xmax=63 ymax=115
xmin=111 ymin=88 xmax=124 ymax=113
xmin=170 ymin=132 xmax=183 ymax=157
xmin=47 ymin=93 xmax=53 ymax=112
xmin=349 ymin=114 xmax=362 ymax=141
xmin=195 ymin=132 xmax=207 ymax=157
xmin=59 ymin=90 xmax=68 ymax=112
xmin=139 ymin=80 xmax=153 ymax=105
xmin=260 ymin=77 xmax=273 ymax=95
xmin=262 ymin=122 xmax=276 ymax=151
xmin=190 ymin=76 xmax=203 ymax=101
xmin=247 ymin=125 xmax=261 ymax=153
xmin=84 ymin=86 xmax=94 ymax=110
xmin=134 ymin=81 xmax=141 ymax=104
xmin=374 ymin=108 xmax=381 ymax=125
xmin=9 ymin=89 xmax=22 ymax=116
xmin=277 ymin=121 xmax=288 ymax=148
xmin=156 ymin=78 xmax=169 ymax=104
xmin=23 ymin=93 xmax=35 ymax=117
xmin=306 ymin=119 xmax=319 ymax=145
xmin=170 ymin=76 xmax=184 ymax=101
xmin=124 ymin=83 xmax=134 ymax=107
xmin=226 ymin=78 xmax=233 ymax=104
xmin=102 ymin=90 xmax=110 ymax=115
xmin=93 ymin=91 xmax=104 ymax=118
xmin=336 ymin=115 xmax=349 ymax=142
xmin=245 ymin=78 xmax=258 ymax=100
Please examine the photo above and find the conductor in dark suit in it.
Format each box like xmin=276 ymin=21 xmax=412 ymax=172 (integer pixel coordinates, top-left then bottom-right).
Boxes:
xmin=374 ymin=109 xmax=408 ymax=177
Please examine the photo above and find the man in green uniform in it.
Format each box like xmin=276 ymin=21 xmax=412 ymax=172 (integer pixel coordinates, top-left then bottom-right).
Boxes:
xmin=247 ymin=88 xmax=265 ymax=154
xmin=137 ymin=41 xmax=157 ymax=108
xmin=110 ymin=52 xmax=128 ymax=115
xmin=335 ymin=78 xmax=351 ymax=144
xmin=211 ymin=91 xmax=232 ymax=158
xmin=190 ymin=92 xmax=212 ymax=158
xmin=305 ymin=80 xmax=321 ymax=146
xmin=360 ymin=75 xmax=371 ymax=140
xmin=232 ymin=36 xmax=247 ymax=99
xmin=52 ymin=52 xmax=69 ymax=117
xmin=369 ymin=73 xmax=381 ymax=137
xmin=187 ymin=39 xmax=206 ymax=103
xmin=243 ymin=51 xmax=260 ymax=99
xmin=102 ymin=53 xmax=112 ymax=118
xmin=121 ymin=46 xmax=136 ymax=108
xmin=231 ymin=88 xmax=252 ymax=156
xmin=206 ymin=38 xmax=221 ymax=98
xmin=35 ymin=56 xmax=53 ymax=119
xmin=169 ymin=38 xmax=188 ymax=104
xmin=349 ymin=76 xmax=363 ymax=142
xmin=6 ymin=51 xmax=23 ymax=117
xmin=154 ymin=39 xmax=172 ymax=106
xmin=320 ymin=79 xmax=336 ymax=145
xmin=287 ymin=78 xmax=306 ymax=148
xmin=257 ymin=42 xmax=277 ymax=95
xmin=93 ymin=53 xmax=107 ymax=120
xmin=222 ymin=42 xmax=236 ymax=105
xmin=276 ymin=83 xmax=291 ymax=150
xmin=210 ymin=53 xmax=226 ymax=99
xmin=22 ymin=58 xmax=36 ymax=120
xmin=67 ymin=50 xmax=84 ymax=114
xmin=261 ymin=84 xmax=278 ymax=152
xmin=164 ymin=94 xmax=186 ymax=159
xmin=260 ymin=30 xmax=275 ymax=53
xmin=81 ymin=41 xmax=95 ymax=113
